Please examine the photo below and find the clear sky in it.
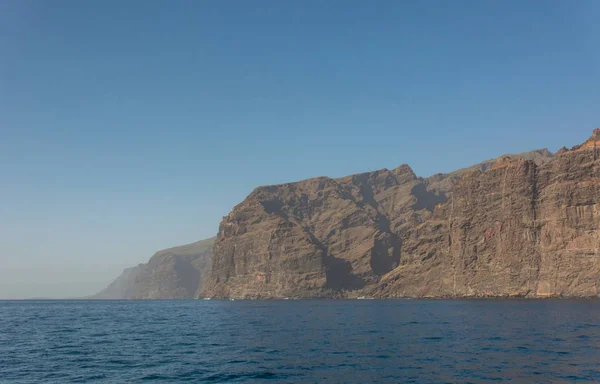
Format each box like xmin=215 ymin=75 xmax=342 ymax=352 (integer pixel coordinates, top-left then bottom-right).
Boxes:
xmin=1 ymin=1 xmax=598 ymax=299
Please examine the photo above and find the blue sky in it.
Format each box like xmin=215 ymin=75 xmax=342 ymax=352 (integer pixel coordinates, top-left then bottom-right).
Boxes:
xmin=1 ymin=1 xmax=599 ymax=298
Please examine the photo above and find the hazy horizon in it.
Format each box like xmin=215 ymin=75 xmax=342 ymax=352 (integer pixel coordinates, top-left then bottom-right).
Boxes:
xmin=2 ymin=1 xmax=599 ymax=299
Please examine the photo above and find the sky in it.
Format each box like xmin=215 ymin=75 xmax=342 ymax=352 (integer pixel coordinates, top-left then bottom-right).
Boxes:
xmin=1 ymin=0 xmax=599 ymax=299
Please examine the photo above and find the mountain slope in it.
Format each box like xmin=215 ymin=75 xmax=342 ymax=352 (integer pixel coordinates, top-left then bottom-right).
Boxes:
xmin=90 ymin=264 xmax=144 ymax=299
xmin=90 ymin=237 xmax=215 ymax=299
xmin=203 ymin=130 xmax=600 ymax=299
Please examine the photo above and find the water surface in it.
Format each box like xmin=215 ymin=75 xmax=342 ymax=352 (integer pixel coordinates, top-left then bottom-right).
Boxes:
xmin=1 ymin=300 xmax=599 ymax=383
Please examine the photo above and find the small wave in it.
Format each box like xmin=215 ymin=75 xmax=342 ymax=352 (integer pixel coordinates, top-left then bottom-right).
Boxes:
xmin=202 ymin=370 xmax=279 ymax=382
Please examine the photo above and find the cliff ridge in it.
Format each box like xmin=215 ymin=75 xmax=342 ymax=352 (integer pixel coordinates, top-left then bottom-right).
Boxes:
xmin=203 ymin=131 xmax=600 ymax=299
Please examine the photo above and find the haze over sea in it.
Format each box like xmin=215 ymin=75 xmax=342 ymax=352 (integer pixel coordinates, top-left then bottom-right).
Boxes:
xmin=1 ymin=300 xmax=599 ymax=383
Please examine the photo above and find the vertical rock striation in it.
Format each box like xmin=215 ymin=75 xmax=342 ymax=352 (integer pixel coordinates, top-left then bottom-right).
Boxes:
xmin=203 ymin=131 xmax=600 ymax=298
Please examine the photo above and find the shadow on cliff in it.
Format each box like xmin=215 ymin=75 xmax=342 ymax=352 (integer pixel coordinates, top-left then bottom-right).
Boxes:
xmin=351 ymin=173 xmax=403 ymax=276
xmin=261 ymin=192 xmax=368 ymax=291
xmin=411 ymin=184 xmax=447 ymax=211
xmin=261 ymin=200 xmax=285 ymax=214
xmin=173 ymin=257 xmax=201 ymax=297
xmin=370 ymin=236 xmax=402 ymax=276
xmin=324 ymin=255 xmax=366 ymax=291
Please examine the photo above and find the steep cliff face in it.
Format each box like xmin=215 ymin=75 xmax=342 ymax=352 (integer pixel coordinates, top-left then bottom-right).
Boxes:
xmin=91 ymin=237 xmax=215 ymax=299
xmin=205 ymin=165 xmax=425 ymax=298
xmin=534 ymin=131 xmax=600 ymax=297
xmin=203 ymin=131 xmax=600 ymax=298
xmin=89 ymin=265 xmax=144 ymax=299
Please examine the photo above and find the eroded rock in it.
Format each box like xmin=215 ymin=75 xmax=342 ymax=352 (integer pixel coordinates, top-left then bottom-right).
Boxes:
xmin=203 ymin=131 xmax=600 ymax=299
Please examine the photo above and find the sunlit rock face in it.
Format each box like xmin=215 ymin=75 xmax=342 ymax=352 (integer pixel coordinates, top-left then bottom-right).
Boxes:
xmin=203 ymin=131 xmax=600 ymax=299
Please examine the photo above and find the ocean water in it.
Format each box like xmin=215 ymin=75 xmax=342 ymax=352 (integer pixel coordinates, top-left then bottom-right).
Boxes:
xmin=1 ymin=300 xmax=599 ymax=383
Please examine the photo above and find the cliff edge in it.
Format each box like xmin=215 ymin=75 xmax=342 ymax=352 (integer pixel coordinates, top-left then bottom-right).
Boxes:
xmin=203 ymin=131 xmax=600 ymax=299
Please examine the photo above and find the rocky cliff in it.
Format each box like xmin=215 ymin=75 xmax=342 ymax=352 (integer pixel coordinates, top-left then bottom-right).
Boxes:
xmin=203 ymin=131 xmax=600 ymax=299
xmin=89 ymin=264 xmax=144 ymax=299
xmin=91 ymin=237 xmax=215 ymax=299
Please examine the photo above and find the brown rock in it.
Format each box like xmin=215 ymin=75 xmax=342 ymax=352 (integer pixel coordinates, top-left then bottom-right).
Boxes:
xmin=203 ymin=130 xmax=600 ymax=299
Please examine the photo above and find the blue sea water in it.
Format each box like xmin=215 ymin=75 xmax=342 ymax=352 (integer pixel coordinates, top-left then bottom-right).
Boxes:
xmin=0 ymin=300 xmax=599 ymax=383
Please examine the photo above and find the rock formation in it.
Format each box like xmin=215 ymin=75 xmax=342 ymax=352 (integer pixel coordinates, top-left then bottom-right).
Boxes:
xmin=91 ymin=237 xmax=215 ymax=299
xmin=89 ymin=264 xmax=144 ymax=299
xmin=203 ymin=131 xmax=600 ymax=299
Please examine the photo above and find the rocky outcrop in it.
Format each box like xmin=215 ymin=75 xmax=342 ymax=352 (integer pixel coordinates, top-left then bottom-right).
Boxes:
xmin=203 ymin=131 xmax=600 ymax=299
xmin=91 ymin=237 xmax=215 ymax=299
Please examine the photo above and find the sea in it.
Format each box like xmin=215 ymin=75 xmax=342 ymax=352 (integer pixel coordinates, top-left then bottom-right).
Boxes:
xmin=0 ymin=299 xmax=599 ymax=383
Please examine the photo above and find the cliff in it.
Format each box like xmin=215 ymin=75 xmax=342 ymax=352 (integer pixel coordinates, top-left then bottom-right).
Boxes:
xmin=203 ymin=131 xmax=600 ymax=299
xmin=89 ymin=264 xmax=144 ymax=299
xmin=91 ymin=237 xmax=215 ymax=299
